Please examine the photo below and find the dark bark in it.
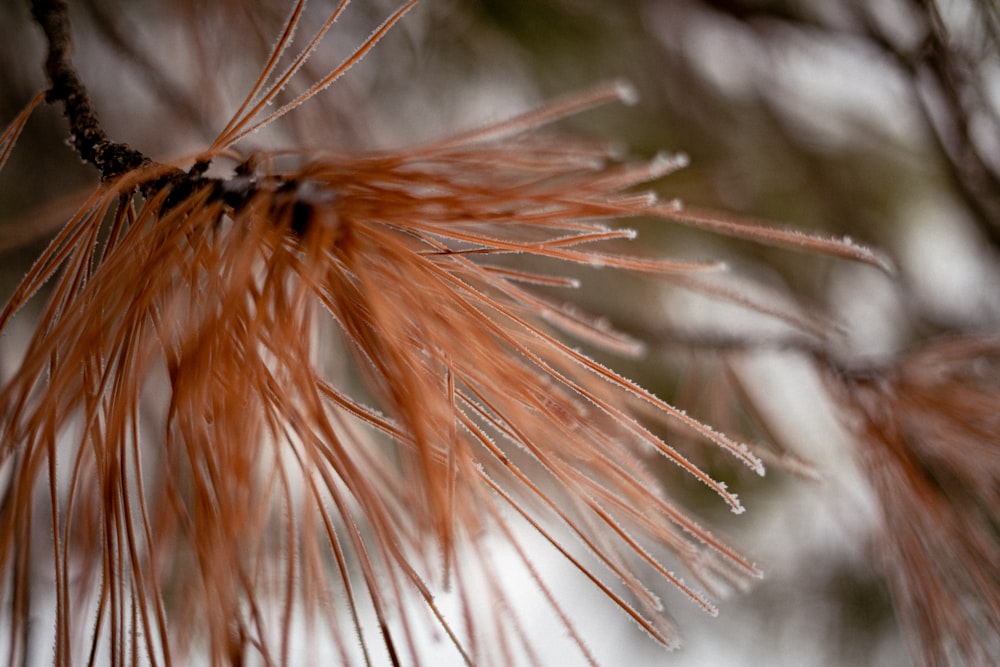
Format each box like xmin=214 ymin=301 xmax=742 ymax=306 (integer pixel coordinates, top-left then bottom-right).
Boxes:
xmin=30 ymin=0 xmax=150 ymax=181
xmin=28 ymin=1 xmax=265 ymax=215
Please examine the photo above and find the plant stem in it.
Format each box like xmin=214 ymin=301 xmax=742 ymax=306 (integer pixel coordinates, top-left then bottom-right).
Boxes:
xmin=30 ymin=0 xmax=150 ymax=181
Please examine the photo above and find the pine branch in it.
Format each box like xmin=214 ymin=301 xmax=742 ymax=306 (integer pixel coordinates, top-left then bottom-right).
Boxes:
xmin=28 ymin=0 xmax=262 ymax=214
xmin=31 ymin=0 xmax=151 ymax=181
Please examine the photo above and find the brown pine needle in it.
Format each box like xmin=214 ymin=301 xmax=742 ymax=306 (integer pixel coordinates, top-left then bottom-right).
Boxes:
xmin=0 ymin=91 xmax=45 ymax=175
xmin=835 ymin=335 xmax=1000 ymax=667
xmin=664 ymin=204 xmax=896 ymax=274
xmin=214 ymin=0 xmax=420 ymax=151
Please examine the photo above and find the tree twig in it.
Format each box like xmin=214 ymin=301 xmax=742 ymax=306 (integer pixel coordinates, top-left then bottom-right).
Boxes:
xmin=28 ymin=0 xmax=261 ymax=213
xmin=31 ymin=0 xmax=151 ymax=181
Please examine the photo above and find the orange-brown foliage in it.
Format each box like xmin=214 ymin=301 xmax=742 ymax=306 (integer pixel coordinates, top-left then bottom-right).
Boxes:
xmin=835 ymin=336 xmax=1000 ymax=667
xmin=0 ymin=2 xmax=898 ymax=665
